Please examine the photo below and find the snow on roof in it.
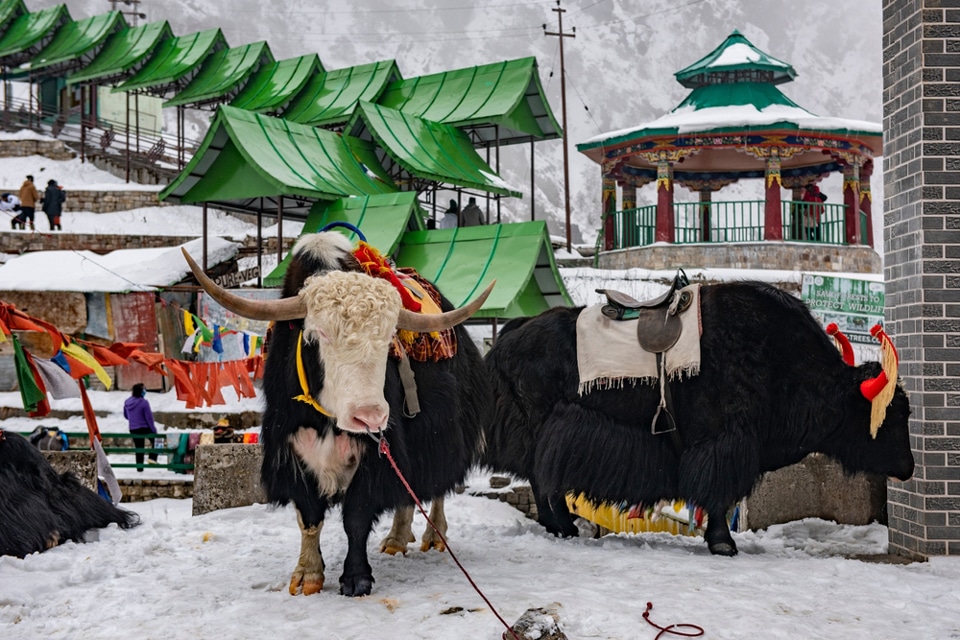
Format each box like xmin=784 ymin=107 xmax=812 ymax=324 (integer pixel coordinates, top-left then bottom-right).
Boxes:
xmin=710 ymin=42 xmax=789 ymax=69
xmin=0 ymin=236 xmax=239 ymax=293
xmin=583 ymin=103 xmax=881 ymax=145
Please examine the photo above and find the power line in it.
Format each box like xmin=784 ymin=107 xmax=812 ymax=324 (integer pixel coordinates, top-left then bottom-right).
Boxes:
xmin=576 ymin=0 xmax=708 ymax=30
xmin=224 ymin=0 xmax=553 ymax=15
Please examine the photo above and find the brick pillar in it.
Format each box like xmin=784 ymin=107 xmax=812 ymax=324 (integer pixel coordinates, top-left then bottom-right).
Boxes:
xmin=655 ymin=159 xmax=674 ymax=243
xmin=883 ymin=0 xmax=960 ymax=559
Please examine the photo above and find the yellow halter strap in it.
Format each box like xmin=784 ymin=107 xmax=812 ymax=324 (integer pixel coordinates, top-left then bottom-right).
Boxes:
xmin=293 ymin=331 xmax=334 ymax=417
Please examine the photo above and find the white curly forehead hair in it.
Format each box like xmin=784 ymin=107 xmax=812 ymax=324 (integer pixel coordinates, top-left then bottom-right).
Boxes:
xmin=299 ymin=270 xmax=402 ymax=347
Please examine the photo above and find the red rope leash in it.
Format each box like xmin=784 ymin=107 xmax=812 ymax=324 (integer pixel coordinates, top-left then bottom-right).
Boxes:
xmin=642 ymin=602 xmax=704 ymax=639
xmin=377 ymin=436 xmax=521 ymax=640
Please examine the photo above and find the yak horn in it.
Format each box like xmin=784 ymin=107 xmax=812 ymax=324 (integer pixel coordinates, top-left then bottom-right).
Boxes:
xmin=397 ymin=280 xmax=495 ymax=333
xmin=181 ymin=249 xmax=307 ymax=321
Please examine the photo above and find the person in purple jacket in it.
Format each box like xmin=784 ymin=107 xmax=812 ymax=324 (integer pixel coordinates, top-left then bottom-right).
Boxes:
xmin=124 ymin=383 xmax=157 ymax=470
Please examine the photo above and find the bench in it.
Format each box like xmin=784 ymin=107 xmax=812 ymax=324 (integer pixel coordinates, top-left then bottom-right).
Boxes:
xmin=17 ymin=430 xmax=196 ymax=473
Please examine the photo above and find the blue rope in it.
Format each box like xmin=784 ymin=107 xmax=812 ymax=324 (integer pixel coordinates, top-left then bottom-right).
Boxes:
xmin=319 ymin=221 xmax=366 ymax=242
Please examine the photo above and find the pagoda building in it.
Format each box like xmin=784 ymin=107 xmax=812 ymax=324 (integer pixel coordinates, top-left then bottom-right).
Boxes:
xmin=577 ymin=31 xmax=881 ymax=273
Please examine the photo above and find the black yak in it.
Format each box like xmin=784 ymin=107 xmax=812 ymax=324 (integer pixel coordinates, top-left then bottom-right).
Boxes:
xmin=182 ymin=232 xmax=492 ymax=597
xmin=0 ymin=429 xmax=139 ymax=558
xmin=482 ymin=281 xmax=914 ymax=556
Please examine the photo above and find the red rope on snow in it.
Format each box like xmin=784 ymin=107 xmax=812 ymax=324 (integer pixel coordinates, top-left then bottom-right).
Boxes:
xmin=376 ymin=436 xmax=521 ymax=640
xmin=642 ymin=601 xmax=704 ymax=639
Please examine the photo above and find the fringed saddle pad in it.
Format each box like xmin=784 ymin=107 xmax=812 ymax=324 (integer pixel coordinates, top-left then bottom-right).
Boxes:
xmin=392 ymin=269 xmax=458 ymax=363
xmin=576 ymin=284 xmax=702 ymax=394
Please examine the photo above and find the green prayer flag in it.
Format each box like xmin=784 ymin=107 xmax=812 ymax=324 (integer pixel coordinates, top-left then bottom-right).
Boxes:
xmin=12 ymin=334 xmax=46 ymax=412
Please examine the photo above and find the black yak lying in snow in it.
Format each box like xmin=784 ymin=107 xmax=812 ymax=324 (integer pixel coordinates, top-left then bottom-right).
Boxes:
xmin=0 ymin=429 xmax=139 ymax=558
xmin=482 ymin=280 xmax=914 ymax=556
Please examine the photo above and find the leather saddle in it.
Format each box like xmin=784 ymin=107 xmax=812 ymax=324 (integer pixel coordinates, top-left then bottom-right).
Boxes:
xmin=597 ymin=268 xmax=692 ymax=353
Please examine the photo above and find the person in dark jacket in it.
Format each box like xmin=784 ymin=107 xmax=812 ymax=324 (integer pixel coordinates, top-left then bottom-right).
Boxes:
xmin=123 ymin=383 xmax=157 ymax=470
xmin=41 ymin=179 xmax=65 ymax=231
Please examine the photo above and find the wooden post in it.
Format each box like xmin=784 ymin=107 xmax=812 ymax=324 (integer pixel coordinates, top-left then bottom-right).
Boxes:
xmin=699 ymin=189 xmax=712 ymax=242
xmin=655 ymin=158 xmax=674 ymax=243
xmin=860 ymin=160 xmax=874 ymax=248
xmin=843 ymin=163 xmax=862 ymax=245
xmin=764 ymin=154 xmax=783 ymax=241
xmin=603 ymin=174 xmax=616 ymax=250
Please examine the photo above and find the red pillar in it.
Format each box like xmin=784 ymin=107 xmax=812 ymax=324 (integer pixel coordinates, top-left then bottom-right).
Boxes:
xmin=655 ymin=159 xmax=674 ymax=243
xmin=764 ymin=155 xmax=783 ymax=240
xmin=860 ymin=160 xmax=874 ymax=248
xmin=843 ymin=163 xmax=862 ymax=245
xmin=603 ymin=175 xmax=617 ymax=250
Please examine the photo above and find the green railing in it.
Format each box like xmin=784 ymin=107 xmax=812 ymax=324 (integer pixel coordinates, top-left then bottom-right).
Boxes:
xmin=611 ymin=200 xmax=859 ymax=249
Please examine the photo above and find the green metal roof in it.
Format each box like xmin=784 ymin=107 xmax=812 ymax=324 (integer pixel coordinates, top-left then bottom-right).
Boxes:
xmin=114 ymin=27 xmax=227 ymax=95
xmin=348 ymin=101 xmax=520 ymax=197
xmin=281 ymin=59 xmax=401 ymax=127
xmin=675 ymin=30 xmax=796 ymax=89
xmin=25 ymin=11 xmax=127 ymax=73
xmin=378 ymin=57 xmax=561 ymax=145
xmin=163 ymin=40 xmax=273 ymax=108
xmin=66 ymin=20 xmax=172 ymax=85
xmin=160 ymin=105 xmax=396 ymax=216
xmin=263 ymin=192 xmax=424 ymax=287
xmin=229 ymin=53 xmax=322 ymax=114
xmin=0 ymin=4 xmax=69 ymax=65
xmin=0 ymin=0 xmax=27 ymax=37
xmin=394 ymin=221 xmax=572 ymax=318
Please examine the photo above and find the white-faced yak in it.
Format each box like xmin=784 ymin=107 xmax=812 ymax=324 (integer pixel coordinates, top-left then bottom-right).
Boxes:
xmin=482 ymin=281 xmax=914 ymax=556
xmin=182 ymin=232 xmax=492 ymax=596
xmin=0 ymin=430 xmax=139 ymax=558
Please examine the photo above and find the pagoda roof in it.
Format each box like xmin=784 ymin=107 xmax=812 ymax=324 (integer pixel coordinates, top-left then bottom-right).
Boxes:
xmin=675 ymin=30 xmax=796 ymax=88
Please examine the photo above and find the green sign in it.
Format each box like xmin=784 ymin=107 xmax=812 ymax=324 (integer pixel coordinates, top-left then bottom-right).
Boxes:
xmin=800 ymin=274 xmax=885 ymax=345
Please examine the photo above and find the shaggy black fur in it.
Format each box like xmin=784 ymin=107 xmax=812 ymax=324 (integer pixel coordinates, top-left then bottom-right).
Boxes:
xmin=0 ymin=430 xmax=139 ymax=558
xmin=483 ymin=281 xmax=914 ymax=556
xmin=260 ymin=236 xmax=491 ymax=596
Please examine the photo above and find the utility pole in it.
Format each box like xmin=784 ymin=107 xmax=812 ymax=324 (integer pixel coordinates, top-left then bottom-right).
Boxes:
xmin=112 ymin=0 xmax=146 ymax=25
xmin=544 ymin=0 xmax=575 ymax=252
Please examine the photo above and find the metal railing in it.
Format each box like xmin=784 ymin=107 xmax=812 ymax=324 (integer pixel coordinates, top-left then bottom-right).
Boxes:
xmin=611 ymin=200 xmax=866 ymax=249
xmin=0 ymin=95 xmax=202 ymax=181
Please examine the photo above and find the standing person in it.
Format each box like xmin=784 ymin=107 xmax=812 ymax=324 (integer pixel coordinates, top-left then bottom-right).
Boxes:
xmin=438 ymin=199 xmax=459 ymax=229
xmin=41 ymin=179 xmax=65 ymax=231
xmin=801 ymin=183 xmax=826 ymax=241
xmin=124 ymin=383 xmax=158 ymax=471
xmin=15 ymin=174 xmax=39 ymax=230
xmin=460 ymin=196 xmax=485 ymax=227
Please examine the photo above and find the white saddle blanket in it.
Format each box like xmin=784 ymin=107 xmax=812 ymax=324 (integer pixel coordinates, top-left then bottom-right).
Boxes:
xmin=576 ymin=284 xmax=702 ymax=394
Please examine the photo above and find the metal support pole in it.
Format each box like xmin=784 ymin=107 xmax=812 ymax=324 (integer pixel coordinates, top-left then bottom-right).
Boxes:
xmin=80 ymin=85 xmax=86 ymax=163
xmin=125 ymin=91 xmax=130 ymax=182
xmin=257 ymin=198 xmax=263 ymax=288
xmin=202 ymin=203 xmax=208 ymax=271
xmin=135 ymin=92 xmax=140 ymax=154
xmin=544 ymin=1 xmax=576 ymax=252
xmin=277 ymin=197 xmax=283 ymax=266
xmin=530 ymin=138 xmax=535 ymax=221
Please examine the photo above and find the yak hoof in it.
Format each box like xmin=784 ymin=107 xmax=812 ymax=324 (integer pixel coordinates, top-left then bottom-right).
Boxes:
xmin=340 ymin=575 xmax=374 ymax=598
xmin=379 ymin=541 xmax=409 ymax=556
xmin=289 ymin=571 xmax=324 ymax=596
xmin=708 ymin=541 xmax=738 ymax=557
xmin=420 ymin=536 xmax=446 ymax=553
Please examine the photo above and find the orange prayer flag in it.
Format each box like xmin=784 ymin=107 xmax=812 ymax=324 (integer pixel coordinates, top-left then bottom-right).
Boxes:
xmin=63 ymin=353 xmax=97 ymax=380
xmin=108 ymin=342 xmax=145 ymax=359
xmin=86 ymin=343 xmax=130 ymax=367
xmin=130 ymin=349 xmax=165 ymax=369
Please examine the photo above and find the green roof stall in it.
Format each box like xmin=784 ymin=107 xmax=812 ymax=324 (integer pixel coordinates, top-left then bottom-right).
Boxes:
xmin=66 ymin=20 xmax=172 ymax=86
xmin=378 ymin=57 xmax=561 ymax=145
xmin=159 ymin=105 xmax=396 ymax=217
xmin=281 ymin=59 xmax=401 ymax=127
xmin=0 ymin=4 xmax=70 ymax=67
xmin=262 ymin=192 xmax=425 ymax=287
xmin=0 ymin=0 xmax=28 ymax=40
xmin=23 ymin=10 xmax=126 ymax=74
xmin=164 ymin=40 xmax=273 ymax=109
xmin=348 ymin=101 xmax=520 ymax=197
xmin=114 ymin=27 xmax=226 ymax=96
xmin=395 ymin=221 xmax=572 ymax=318
xmin=228 ymin=53 xmax=321 ymax=114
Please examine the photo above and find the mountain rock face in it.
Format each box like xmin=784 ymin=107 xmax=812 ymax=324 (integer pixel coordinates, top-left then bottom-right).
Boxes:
xmin=36 ymin=0 xmax=882 ymax=246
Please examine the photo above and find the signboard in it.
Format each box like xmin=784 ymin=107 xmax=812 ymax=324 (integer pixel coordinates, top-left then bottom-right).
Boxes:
xmin=800 ymin=274 xmax=885 ymax=345
xmin=214 ymin=267 xmax=260 ymax=288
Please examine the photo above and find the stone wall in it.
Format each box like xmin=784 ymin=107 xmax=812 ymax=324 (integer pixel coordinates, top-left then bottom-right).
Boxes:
xmin=0 ymin=232 xmax=199 ymax=254
xmin=0 ymin=187 xmax=164 ymax=214
xmin=598 ymin=242 xmax=882 ymax=273
xmin=119 ymin=478 xmax=193 ymax=503
xmin=42 ymin=450 xmax=97 ymax=492
xmin=0 ymin=138 xmax=75 ymax=161
xmin=882 ymin=0 xmax=960 ymax=559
